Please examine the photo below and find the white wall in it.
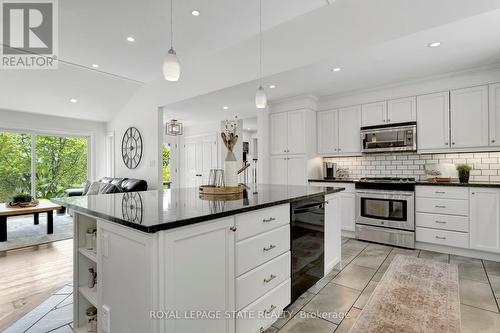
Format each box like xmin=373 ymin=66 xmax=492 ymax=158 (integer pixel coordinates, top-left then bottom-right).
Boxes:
xmin=107 ymin=87 xmax=163 ymax=190
xmin=0 ymin=108 xmax=107 ymax=180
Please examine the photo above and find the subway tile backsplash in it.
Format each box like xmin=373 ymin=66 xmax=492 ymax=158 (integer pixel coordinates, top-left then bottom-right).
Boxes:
xmin=324 ymin=152 xmax=500 ymax=182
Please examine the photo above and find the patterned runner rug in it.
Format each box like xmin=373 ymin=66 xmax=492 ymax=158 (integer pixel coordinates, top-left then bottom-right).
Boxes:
xmin=350 ymin=254 xmax=460 ymax=333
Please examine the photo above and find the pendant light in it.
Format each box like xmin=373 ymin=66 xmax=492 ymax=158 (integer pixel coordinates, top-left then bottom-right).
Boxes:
xmin=163 ymin=0 xmax=181 ymax=81
xmin=255 ymin=0 xmax=267 ymax=109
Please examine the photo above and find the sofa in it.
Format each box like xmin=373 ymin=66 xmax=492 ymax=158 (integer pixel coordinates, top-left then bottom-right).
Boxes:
xmin=65 ymin=177 xmax=148 ymax=197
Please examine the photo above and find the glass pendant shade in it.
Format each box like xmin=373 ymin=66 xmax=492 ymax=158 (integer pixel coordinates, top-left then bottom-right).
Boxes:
xmin=166 ymin=120 xmax=183 ymax=136
xmin=163 ymin=48 xmax=181 ymax=81
xmin=255 ymin=85 xmax=267 ymax=109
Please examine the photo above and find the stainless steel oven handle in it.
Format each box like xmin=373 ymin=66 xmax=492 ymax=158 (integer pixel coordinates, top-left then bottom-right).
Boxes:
xmin=356 ymin=190 xmax=414 ymax=196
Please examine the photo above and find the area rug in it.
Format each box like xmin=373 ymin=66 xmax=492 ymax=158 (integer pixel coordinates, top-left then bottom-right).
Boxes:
xmin=0 ymin=214 xmax=73 ymax=252
xmin=350 ymin=254 xmax=460 ymax=333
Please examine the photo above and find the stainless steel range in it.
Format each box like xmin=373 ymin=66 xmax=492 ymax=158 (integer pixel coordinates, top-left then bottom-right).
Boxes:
xmin=355 ymin=177 xmax=415 ymax=248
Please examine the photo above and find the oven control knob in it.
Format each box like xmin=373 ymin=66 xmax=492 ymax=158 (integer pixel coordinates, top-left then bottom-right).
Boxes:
xmin=381 ymin=221 xmax=385 ymax=225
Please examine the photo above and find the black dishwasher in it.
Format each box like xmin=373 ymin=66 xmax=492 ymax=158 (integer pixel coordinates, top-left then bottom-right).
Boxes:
xmin=291 ymin=195 xmax=325 ymax=302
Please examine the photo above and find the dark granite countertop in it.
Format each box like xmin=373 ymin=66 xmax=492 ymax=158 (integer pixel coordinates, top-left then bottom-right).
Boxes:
xmin=308 ymin=178 xmax=358 ymax=183
xmin=416 ymin=181 xmax=500 ymax=187
xmin=51 ymin=184 xmax=344 ymax=233
xmin=310 ymin=178 xmax=500 ymax=188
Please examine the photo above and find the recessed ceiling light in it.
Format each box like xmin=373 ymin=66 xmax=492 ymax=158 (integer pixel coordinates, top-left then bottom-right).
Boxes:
xmin=223 ymin=106 xmax=229 ymax=110
xmin=332 ymin=67 xmax=341 ymax=72
xmin=126 ymin=36 xmax=135 ymax=42
xmin=70 ymin=98 xmax=77 ymax=103
xmin=247 ymin=128 xmax=251 ymax=130
xmin=91 ymin=64 xmax=99 ymax=68
xmin=191 ymin=10 xmax=200 ymax=16
xmin=428 ymin=41 xmax=441 ymax=48
xmin=269 ymin=84 xmax=276 ymax=89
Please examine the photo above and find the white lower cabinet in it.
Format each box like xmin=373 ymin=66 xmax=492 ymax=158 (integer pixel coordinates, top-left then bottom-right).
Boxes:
xmin=470 ymin=188 xmax=500 ymax=253
xmin=415 ymin=227 xmax=469 ymax=249
xmin=162 ymin=217 xmax=236 ymax=333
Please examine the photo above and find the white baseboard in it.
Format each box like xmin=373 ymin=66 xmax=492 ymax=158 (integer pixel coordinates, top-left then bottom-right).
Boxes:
xmin=415 ymin=242 xmax=500 ymax=261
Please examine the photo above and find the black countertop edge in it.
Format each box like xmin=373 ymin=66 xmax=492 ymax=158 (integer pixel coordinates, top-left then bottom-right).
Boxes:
xmin=415 ymin=181 xmax=500 ymax=187
xmin=51 ymin=187 xmax=345 ymax=233
xmin=308 ymin=179 xmax=358 ymax=183
xmin=309 ymin=178 xmax=500 ymax=188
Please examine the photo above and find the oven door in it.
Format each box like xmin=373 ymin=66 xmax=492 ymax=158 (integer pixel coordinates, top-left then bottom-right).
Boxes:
xmin=355 ymin=189 xmax=414 ymax=231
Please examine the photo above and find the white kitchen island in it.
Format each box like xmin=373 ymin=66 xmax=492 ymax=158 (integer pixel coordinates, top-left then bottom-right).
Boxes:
xmin=53 ymin=184 xmax=344 ymax=333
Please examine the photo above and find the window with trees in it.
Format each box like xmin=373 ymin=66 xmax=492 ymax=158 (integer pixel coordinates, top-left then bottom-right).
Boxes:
xmin=0 ymin=130 xmax=89 ymax=202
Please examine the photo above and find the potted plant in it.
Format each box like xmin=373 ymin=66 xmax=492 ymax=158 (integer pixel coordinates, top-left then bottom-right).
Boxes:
xmin=456 ymin=164 xmax=472 ymax=183
xmin=12 ymin=190 xmax=33 ymax=204
xmin=221 ymin=116 xmax=239 ymax=187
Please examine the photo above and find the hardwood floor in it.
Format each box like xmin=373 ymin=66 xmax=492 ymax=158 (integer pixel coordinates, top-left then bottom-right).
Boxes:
xmin=0 ymin=239 xmax=73 ymax=332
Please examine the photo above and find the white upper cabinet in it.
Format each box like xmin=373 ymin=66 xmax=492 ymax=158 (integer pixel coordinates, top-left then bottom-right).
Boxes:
xmin=417 ymin=92 xmax=450 ymax=151
xmin=270 ymin=112 xmax=288 ymax=155
xmin=270 ymin=109 xmax=315 ymax=156
xmin=338 ymin=106 xmax=361 ymax=154
xmin=387 ymin=97 xmax=416 ymax=124
xmin=317 ymin=110 xmax=338 ymax=154
xmin=287 ymin=110 xmax=307 ymax=154
xmin=361 ymin=101 xmax=387 ymax=127
xmin=450 ymin=85 xmax=489 ymax=149
xmin=489 ymin=83 xmax=500 ymax=147
xmin=470 ymin=188 xmax=500 ymax=253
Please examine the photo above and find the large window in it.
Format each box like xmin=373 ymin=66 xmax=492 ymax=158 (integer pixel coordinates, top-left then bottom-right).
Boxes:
xmin=35 ymin=135 xmax=88 ymax=199
xmin=0 ymin=130 xmax=89 ymax=201
xmin=0 ymin=131 xmax=32 ymax=202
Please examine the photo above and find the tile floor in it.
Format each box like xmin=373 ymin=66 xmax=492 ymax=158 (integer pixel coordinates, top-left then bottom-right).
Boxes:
xmin=267 ymin=238 xmax=500 ymax=333
xmin=5 ymin=238 xmax=500 ymax=332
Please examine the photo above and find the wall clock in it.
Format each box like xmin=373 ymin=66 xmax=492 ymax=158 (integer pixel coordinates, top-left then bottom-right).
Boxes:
xmin=121 ymin=127 xmax=143 ymax=169
xmin=121 ymin=192 xmax=143 ymax=224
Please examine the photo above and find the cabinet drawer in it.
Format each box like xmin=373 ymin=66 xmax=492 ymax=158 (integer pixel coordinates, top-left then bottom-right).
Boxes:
xmin=416 ymin=186 xmax=468 ymax=200
xmin=236 ymin=251 xmax=290 ymax=310
xmin=416 ymin=197 xmax=469 ymax=216
xmin=416 ymin=227 xmax=469 ymax=249
xmin=236 ymin=279 xmax=291 ymax=333
xmin=236 ymin=225 xmax=290 ymax=276
xmin=416 ymin=213 xmax=469 ymax=232
xmin=236 ymin=204 xmax=290 ymax=241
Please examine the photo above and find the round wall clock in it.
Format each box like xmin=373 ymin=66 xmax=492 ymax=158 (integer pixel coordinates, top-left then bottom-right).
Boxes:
xmin=121 ymin=192 xmax=143 ymax=224
xmin=121 ymin=127 xmax=143 ymax=169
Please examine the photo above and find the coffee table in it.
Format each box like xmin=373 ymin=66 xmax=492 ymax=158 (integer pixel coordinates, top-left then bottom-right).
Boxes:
xmin=0 ymin=199 xmax=62 ymax=242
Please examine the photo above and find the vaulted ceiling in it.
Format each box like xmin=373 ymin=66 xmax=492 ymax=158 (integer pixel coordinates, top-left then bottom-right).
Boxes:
xmin=2 ymin=0 xmax=500 ymax=122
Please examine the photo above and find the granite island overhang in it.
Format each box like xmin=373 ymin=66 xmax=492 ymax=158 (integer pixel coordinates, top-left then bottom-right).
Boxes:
xmin=51 ymin=184 xmax=345 ymax=333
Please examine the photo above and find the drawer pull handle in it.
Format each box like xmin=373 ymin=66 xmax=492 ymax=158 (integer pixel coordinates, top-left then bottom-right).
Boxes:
xmin=265 ymin=304 xmax=277 ymax=314
xmin=263 ymin=217 xmax=276 ymax=223
xmin=263 ymin=244 xmax=276 ymax=252
xmin=435 ymin=221 xmax=446 ymax=224
xmin=435 ymin=191 xmax=446 ymax=194
xmin=263 ymin=274 xmax=277 ymax=283
xmin=229 ymin=225 xmax=237 ymax=232
xmin=435 ymin=236 xmax=446 ymax=240
xmin=435 ymin=205 xmax=446 ymax=208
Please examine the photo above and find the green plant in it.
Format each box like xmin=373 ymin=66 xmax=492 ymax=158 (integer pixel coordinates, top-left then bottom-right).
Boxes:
xmin=12 ymin=191 xmax=32 ymax=203
xmin=456 ymin=164 xmax=472 ymax=174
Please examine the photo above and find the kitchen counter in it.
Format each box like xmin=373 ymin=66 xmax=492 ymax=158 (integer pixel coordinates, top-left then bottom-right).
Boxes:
xmin=52 ymin=184 xmax=344 ymax=233
xmin=416 ymin=181 xmax=500 ymax=187
xmin=309 ymin=178 xmax=358 ymax=183
xmin=310 ymin=178 xmax=500 ymax=188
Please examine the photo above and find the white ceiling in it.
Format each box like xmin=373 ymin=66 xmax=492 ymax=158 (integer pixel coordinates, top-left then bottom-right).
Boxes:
xmin=2 ymin=0 xmax=500 ymax=122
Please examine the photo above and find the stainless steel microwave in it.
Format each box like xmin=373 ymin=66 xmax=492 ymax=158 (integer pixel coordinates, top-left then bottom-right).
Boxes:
xmin=361 ymin=121 xmax=417 ymax=153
